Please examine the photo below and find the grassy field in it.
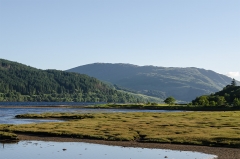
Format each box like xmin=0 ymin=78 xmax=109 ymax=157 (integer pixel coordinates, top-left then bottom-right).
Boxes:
xmin=0 ymin=111 xmax=240 ymax=147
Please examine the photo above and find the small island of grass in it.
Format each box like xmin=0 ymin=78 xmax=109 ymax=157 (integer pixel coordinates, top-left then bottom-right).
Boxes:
xmin=0 ymin=130 xmax=18 ymax=142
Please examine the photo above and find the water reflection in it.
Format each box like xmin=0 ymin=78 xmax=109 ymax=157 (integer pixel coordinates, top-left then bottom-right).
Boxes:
xmin=0 ymin=141 xmax=217 ymax=159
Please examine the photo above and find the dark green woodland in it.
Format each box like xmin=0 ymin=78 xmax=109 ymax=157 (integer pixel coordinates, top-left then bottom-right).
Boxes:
xmin=0 ymin=59 xmax=143 ymax=102
xmin=192 ymin=79 xmax=240 ymax=106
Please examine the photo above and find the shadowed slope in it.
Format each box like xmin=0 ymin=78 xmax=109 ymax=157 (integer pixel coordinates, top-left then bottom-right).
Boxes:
xmin=67 ymin=63 xmax=234 ymax=102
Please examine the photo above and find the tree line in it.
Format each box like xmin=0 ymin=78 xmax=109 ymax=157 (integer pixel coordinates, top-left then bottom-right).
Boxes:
xmin=0 ymin=59 xmax=144 ymax=103
xmin=191 ymin=79 xmax=240 ymax=106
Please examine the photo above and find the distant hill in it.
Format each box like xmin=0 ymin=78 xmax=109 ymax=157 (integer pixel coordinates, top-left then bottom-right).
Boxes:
xmin=67 ymin=63 xmax=235 ymax=102
xmin=0 ymin=59 xmax=144 ymax=103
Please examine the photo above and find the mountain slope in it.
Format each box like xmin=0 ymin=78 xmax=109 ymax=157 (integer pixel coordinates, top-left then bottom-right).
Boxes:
xmin=0 ymin=59 xmax=143 ymax=102
xmin=67 ymin=63 xmax=234 ymax=102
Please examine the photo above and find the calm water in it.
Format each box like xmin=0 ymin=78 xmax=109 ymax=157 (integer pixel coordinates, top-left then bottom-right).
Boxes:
xmin=0 ymin=102 xmax=182 ymax=124
xmin=0 ymin=141 xmax=217 ymax=159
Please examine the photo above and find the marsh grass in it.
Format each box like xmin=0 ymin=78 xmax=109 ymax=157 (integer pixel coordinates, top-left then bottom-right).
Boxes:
xmin=1 ymin=111 xmax=240 ymax=147
xmin=15 ymin=113 xmax=94 ymax=119
xmin=0 ymin=132 xmax=18 ymax=141
xmin=88 ymin=103 xmax=240 ymax=111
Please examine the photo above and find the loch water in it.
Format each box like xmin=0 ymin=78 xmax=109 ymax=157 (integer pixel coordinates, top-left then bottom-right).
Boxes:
xmin=0 ymin=102 xmax=182 ymax=124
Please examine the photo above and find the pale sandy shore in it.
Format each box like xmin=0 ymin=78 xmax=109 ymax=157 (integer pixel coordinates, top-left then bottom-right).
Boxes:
xmin=16 ymin=134 xmax=239 ymax=159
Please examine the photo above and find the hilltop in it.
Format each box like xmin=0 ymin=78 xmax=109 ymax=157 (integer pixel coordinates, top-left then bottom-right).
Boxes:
xmin=0 ymin=59 xmax=143 ymax=103
xmin=67 ymin=63 xmax=235 ymax=102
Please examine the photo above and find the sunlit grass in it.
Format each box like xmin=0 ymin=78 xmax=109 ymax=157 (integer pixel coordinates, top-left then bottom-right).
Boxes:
xmin=0 ymin=129 xmax=18 ymax=141
xmin=86 ymin=103 xmax=240 ymax=111
xmin=0 ymin=111 xmax=240 ymax=147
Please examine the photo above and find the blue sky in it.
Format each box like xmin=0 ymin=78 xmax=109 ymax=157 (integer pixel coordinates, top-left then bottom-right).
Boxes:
xmin=1 ymin=0 xmax=240 ymax=80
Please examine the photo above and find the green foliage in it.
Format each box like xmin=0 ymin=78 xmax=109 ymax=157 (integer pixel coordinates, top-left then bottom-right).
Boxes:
xmin=209 ymin=100 xmax=216 ymax=106
xmin=233 ymin=98 xmax=240 ymax=107
xmin=216 ymin=96 xmax=226 ymax=106
xmin=192 ymin=83 xmax=240 ymax=106
xmin=0 ymin=59 xmax=144 ymax=103
xmin=164 ymin=96 xmax=176 ymax=105
xmin=231 ymin=78 xmax=237 ymax=86
xmin=197 ymin=96 xmax=209 ymax=106
xmin=150 ymin=102 xmax=158 ymax=106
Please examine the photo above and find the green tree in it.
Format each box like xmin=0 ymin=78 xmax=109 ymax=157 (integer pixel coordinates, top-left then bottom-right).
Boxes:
xmin=198 ymin=96 xmax=209 ymax=106
xmin=209 ymin=101 xmax=216 ymax=106
xmin=233 ymin=98 xmax=240 ymax=107
xmin=231 ymin=78 xmax=236 ymax=86
xmin=216 ymin=96 xmax=226 ymax=106
xmin=164 ymin=96 xmax=176 ymax=105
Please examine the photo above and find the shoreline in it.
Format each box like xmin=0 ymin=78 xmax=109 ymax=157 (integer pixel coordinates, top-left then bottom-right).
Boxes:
xmin=12 ymin=134 xmax=240 ymax=159
xmin=1 ymin=105 xmax=239 ymax=111
xmin=0 ymin=106 xmax=83 ymax=108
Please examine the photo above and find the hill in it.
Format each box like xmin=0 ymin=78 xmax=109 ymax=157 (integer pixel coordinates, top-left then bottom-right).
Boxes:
xmin=192 ymin=82 xmax=240 ymax=106
xmin=67 ymin=63 xmax=235 ymax=102
xmin=0 ymin=59 xmax=143 ymax=103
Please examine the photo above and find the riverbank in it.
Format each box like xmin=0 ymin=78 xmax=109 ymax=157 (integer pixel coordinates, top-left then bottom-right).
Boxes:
xmin=16 ymin=134 xmax=239 ymax=159
xmin=87 ymin=103 xmax=240 ymax=111
xmin=1 ymin=104 xmax=240 ymax=111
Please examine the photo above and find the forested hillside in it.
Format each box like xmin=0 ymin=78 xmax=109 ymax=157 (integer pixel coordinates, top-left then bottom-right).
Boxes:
xmin=67 ymin=63 xmax=236 ymax=102
xmin=192 ymin=79 xmax=240 ymax=106
xmin=0 ymin=59 xmax=143 ymax=102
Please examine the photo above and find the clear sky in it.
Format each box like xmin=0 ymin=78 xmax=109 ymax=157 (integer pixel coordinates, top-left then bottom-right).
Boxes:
xmin=1 ymin=0 xmax=240 ymax=80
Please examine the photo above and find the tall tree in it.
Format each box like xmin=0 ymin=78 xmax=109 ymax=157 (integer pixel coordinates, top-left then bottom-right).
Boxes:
xmin=231 ymin=78 xmax=236 ymax=86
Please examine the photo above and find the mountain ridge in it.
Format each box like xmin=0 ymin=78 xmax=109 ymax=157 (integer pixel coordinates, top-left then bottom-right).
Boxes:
xmin=67 ymin=63 xmax=235 ymax=102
